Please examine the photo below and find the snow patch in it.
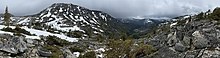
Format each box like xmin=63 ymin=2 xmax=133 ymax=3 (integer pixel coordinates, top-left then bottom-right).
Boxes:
xmin=170 ymin=22 xmax=178 ymax=27
xmin=73 ymin=52 xmax=80 ymax=57
xmin=59 ymin=8 xmax=63 ymax=12
xmin=0 ymin=25 xmax=78 ymax=42
xmin=25 ymin=36 xmax=41 ymax=39
xmin=24 ymin=27 xmax=78 ymax=42
xmin=0 ymin=31 xmax=13 ymax=35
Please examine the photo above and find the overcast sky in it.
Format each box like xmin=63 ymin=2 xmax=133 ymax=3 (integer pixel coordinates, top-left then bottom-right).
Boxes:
xmin=0 ymin=0 xmax=220 ymax=18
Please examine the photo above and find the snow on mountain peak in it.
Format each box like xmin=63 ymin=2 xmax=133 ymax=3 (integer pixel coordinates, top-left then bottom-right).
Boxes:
xmin=6 ymin=3 xmax=124 ymax=42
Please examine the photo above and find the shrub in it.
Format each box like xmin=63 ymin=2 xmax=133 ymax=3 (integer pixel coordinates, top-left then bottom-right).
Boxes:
xmin=130 ymin=44 xmax=156 ymax=58
xmin=32 ymin=26 xmax=43 ymax=30
xmin=13 ymin=32 xmax=23 ymax=36
xmin=43 ymin=45 xmax=62 ymax=58
xmin=69 ymin=47 xmax=84 ymax=53
xmin=196 ymin=12 xmax=205 ymax=20
xmin=1 ymin=26 xmax=32 ymax=36
xmin=67 ymin=31 xmax=84 ymax=38
xmin=209 ymin=7 xmax=220 ymax=20
xmin=14 ymin=26 xmax=32 ymax=35
xmin=105 ymin=39 xmax=133 ymax=58
xmin=79 ymin=51 xmax=96 ymax=58
xmin=1 ymin=27 xmax=14 ymax=32
xmin=45 ymin=35 xmax=71 ymax=47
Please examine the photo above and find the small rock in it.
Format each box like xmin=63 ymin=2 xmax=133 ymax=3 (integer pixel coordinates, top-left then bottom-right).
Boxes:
xmin=167 ymin=32 xmax=179 ymax=47
xmin=61 ymin=48 xmax=77 ymax=58
xmin=38 ymin=48 xmax=52 ymax=57
xmin=194 ymin=38 xmax=209 ymax=49
xmin=182 ymin=36 xmax=191 ymax=48
xmin=0 ymin=36 xmax=27 ymax=54
xmin=174 ymin=43 xmax=186 ymax=52
xmin=202 ymin=50 xmax=220 ymax=58
xmin=185 ymin=55 xmax=195 ymax=58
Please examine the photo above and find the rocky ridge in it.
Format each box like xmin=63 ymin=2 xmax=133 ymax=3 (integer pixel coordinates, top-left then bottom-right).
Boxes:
xmin=145 ymin=8 xmax=220 ymax=58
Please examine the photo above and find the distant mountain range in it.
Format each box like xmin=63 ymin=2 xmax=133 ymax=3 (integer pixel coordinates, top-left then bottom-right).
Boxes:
xmin=117 ymin=17 xmax=174 ymax=38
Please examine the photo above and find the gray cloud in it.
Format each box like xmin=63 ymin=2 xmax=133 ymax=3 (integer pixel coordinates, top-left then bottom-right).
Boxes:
xmin=0 ymin=0 xmax=220 ymax=18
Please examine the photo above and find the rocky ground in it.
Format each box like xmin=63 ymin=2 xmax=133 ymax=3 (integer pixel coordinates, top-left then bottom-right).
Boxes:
xmin=145 ymin=9 xmax=220 ymax=58
xmin=0 ymin=34 xmax=76 ymax=58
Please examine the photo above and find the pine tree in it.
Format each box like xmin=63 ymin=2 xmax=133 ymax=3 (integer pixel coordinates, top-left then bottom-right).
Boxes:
xmin=4 ymin=6 xmax=11 ymax=27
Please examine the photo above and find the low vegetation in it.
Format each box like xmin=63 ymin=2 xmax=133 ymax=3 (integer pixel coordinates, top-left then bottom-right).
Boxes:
xmin=209 ymin=7 xmax=220 ymax=20
xmin=43 ymin=45 xmax=62 ymax=58
xmin=105 ymin=39 xmax=156 ymax=58
xmin=67 ymin=31 xmax=84 ymax=38
xmin=79 ymin=51 xmax=96 ymax=58
xmin=69 ymin=47 xmax=85 ymax=53
xmin=43 ymin=36 xmax=73 ymax=58
xmin=1 ymin=26 xmax=32 ymax=36
xmin=45 ymin=35 xmax=71 ymax=47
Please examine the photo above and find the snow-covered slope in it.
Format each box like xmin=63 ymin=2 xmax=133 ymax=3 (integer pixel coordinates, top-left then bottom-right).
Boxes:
xmin=1 ymin=3 xmax=125 ymax=40
xmin=0 ymin=25 xmax=78 ymax=42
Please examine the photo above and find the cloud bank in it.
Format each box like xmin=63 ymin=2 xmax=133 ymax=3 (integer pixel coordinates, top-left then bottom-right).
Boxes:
xmin=0 ymin=0 xmax=220 ymax=18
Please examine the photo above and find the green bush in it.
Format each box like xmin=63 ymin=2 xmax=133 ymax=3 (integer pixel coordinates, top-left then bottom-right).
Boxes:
xmin=43 ymin=45 xmax=62 ymax=58
xmin=14 ymin=26 xmax=32 ymax=35
xmin=196 ymin=12 xmax=205 ymax=20
xmin=1 ymin=26 xmax=32 ymax=36
xmin=1 ymin=27 xmax=14 ymax=32
xmin=209 ymin=7 xmax=220 ymax=20
xmin=105 ymin=39 xmax=133 ymax=58
xmin=67 ymin=31 xmax=84 ymax=38
xmin=130 ymin=44 xmax=156 ymax=58
xmin=69 ymin=47 xmax=84 ymax=53
xmin=79 ymin=51 xmax=96 ymax=58
xmin=32 ymin=26 xmax=43 ymax=30
xmin=46 ymin=35 xmax=71 ymax=47
xmin=13 ymin=32 xmax=23 ymax=36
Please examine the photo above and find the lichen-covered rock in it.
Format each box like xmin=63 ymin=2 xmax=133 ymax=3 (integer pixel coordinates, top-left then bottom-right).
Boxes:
xmin=61 ymin=48 xmax=77 ymax=58
xmin=145 ymin=9 xmax=220 ymax=58
xmin=174 ymin=43 xmax=186 ymax=52
xmin=202 ymin=50 xmax=220 ymax=58
xmin=0 ymin=36 xmax=27 ymax=54
xmin=37 ymin=48 xmax=52 ymax=57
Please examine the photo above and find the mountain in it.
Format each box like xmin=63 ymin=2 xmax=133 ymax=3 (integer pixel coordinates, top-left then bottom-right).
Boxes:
xmin=118 ymin=18 xmax=172 ymax=38
xmin=0 ymin=3 xmax=127 ymax=58
xmin=6 ymin=3 xmax=125 ymax=40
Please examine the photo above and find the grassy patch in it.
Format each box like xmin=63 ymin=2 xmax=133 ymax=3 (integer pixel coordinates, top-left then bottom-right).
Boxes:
xmin=79 ymin=51 xmax=96 ymax=58
xmin=43 ymin=45 xmax=62 ymax=58
xmin=69 ymin=47 xmax=85 ymax=53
